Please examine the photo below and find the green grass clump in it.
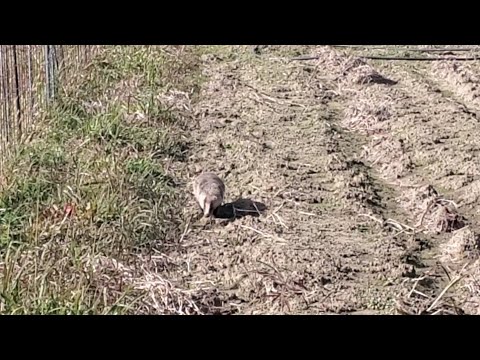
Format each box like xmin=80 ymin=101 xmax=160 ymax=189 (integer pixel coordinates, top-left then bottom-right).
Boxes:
xmin=0 ymin=46 xmax=202 ymax=314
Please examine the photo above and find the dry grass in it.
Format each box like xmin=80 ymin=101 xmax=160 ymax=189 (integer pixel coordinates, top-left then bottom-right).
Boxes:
xmin=343 ymin=99 xmax=392 ymax=134
xmin=400 ymin=185 xmax=467 ymax=235
xmin=462 ymin=259 xmax=480 ymax=314
xmin=439 ymin=227 xmax=480 ymax=264
xmin=432 ymin=61 xmax=480 ymax=104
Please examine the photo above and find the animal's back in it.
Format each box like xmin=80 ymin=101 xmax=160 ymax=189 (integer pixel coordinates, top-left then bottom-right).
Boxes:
xmin=194 ymin=172 xmax=225 ymax=197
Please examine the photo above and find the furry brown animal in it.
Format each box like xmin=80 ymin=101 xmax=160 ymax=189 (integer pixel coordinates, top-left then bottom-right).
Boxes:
xmin=193 ymin=172 xmax=225 ymax=217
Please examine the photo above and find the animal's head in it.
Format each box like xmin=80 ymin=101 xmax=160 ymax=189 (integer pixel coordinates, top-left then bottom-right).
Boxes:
xmin=203 ymin=202 xmax=212 ymax=217
xmin=196 ymin=191 xmax=211 ymax=217
xmin=201 ymin=193 xmax=223 ymax=218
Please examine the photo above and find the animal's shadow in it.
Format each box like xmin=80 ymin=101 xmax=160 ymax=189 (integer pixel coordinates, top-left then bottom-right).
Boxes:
xmin=214 ymin=198 xmax=267 ymax=220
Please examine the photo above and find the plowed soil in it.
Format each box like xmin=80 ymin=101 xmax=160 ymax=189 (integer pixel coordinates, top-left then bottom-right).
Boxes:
xmin=151 ymin=46 xmax=480 ymax=314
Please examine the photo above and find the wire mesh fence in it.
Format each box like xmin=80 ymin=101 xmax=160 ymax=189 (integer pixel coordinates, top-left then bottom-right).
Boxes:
xmin=0 ymin=45 xmax=100 ymax=174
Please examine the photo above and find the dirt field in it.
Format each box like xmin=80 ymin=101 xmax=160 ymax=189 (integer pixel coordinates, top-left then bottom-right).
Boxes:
xmin=2 ymin=45 xmax=480 ymax=314
xmin=165 ymin=45 xmax=480 ymax=314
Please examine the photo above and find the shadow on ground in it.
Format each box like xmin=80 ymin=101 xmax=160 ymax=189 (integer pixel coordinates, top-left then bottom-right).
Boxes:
xmin=214 ymin=198 xmax=267 ymax=219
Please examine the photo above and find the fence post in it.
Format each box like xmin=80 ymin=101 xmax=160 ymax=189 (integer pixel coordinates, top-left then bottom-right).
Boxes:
xmin=44 ymin=45 xmax=58 ymax=103
xmin=12 ymin=45 xmax=22 ymax=140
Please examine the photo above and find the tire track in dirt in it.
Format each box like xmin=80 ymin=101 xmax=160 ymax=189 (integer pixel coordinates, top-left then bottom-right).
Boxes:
xmin=422 ymin=60 xmax=480 ymax=314
xmin=310 ymin=46 xmax=480 ymax=314
xmin=426 ymin=60 xmax=480 ymax=209
xmin=166 ymin=46 xmax=416 ymax=314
